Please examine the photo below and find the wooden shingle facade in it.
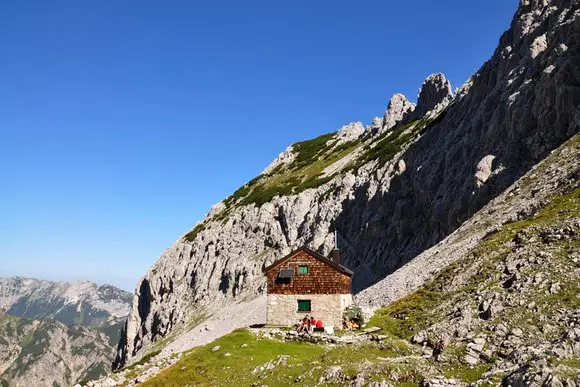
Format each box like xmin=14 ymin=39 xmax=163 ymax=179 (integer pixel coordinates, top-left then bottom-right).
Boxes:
xmin=263 ymin=247 xmax=353 ymax=328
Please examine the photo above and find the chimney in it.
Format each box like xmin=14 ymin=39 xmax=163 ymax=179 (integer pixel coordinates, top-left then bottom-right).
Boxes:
xmin=331 ymin=229 xmax=341 ymax=264
xmin=330 ymin=248 xmax=341 ymax=265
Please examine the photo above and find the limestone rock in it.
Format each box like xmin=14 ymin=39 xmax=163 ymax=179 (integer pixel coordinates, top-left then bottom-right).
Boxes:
xmin=318 ymin=366 xmax=345 ymax=383
xmin=531 ymin=33 xmax=548 ymax=58
xmin=261 ymin=145 xmax=295 ymax=175
xmin=336 ymin=122 xmax=365 ymax=143
xmin=412 ymin=330 xmax=429 ymax=344
xmin=411 ymin=73 xmax=453 ymax=119
xmin=381 ymin=94 xmax=415 ymax=133
xmin=396 ymin=159 xmax=406 ymax=174
xmin=370 ymin=117 xmax=383 ymax=134
xmin=474 ymin=155 xmax=496 ymax=187
xmin=421 ymin=377 xmax=461 ymax=386
xmin=478 ymin=299 xmax=494 ymax=320
xmin=114 ymin=0 xmax=580 ymax=370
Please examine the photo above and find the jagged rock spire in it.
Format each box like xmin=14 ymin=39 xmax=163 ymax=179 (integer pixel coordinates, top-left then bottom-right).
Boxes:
xmin=411 ymin=73 xmax=454 ymax=120
xmin=336 ymin=122 xmax=365 ymax=143
xmin=381 ymin=93 xmax=415 ymax=133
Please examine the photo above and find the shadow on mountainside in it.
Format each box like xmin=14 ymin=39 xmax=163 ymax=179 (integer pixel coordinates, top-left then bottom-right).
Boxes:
xmin=334 ymin=6 xmax=580 ymax=291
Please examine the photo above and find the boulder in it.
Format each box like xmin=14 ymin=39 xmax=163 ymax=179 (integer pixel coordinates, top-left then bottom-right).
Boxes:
xmin=474 ymin=155 xmax=497 ymax=187
xmin=318 ymin=366 xmax=346 ymax=383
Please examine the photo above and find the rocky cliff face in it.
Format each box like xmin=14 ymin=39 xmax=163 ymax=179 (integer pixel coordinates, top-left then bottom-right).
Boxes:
xmin=0 ymin=278 xmax=132 ymax=386
xmin=89 ymin=132 xmax=580 ymax=387
xmin=114 ymin=0 xmax=580 ymax=369
xmin=409 ymin=73 xmax=453 ymax=120
xmin=0 ymin=311 xmax=114 ymax=387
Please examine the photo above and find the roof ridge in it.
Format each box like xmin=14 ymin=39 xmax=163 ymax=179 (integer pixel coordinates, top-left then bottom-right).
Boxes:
xmin=263 ymin=246 xmax=354 ymax=276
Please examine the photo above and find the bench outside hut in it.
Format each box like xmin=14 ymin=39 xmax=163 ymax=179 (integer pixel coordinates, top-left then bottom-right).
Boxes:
xmin=263 ymin=246 xmax=353 ymax=328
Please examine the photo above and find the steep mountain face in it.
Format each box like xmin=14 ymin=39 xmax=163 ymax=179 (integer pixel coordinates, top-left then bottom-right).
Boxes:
xmin=0 ymin=311 xmax=113 ymax=387
xmin=114 ymin=0 xmax=580 ymax=369
xmin=0 ymin=278 xmax=132 ymax=386
xmin=85 ymin=132 xmax=580 ymax=387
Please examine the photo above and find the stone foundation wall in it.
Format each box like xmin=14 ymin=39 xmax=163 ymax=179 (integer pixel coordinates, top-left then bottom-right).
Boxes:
xmin=266 ymin=293 xmax=353 ymax=328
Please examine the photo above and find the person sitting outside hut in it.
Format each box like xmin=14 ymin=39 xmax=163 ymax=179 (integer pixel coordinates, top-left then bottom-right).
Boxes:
xmin=310 ymin=317 xmax=324 ymax=332
xmin=297 ymin=316 xmax=311 ymax=334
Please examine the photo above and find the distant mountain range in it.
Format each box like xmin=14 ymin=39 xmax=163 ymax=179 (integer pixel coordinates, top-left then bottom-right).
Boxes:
xmin=0 ymin=277 xmax=132 ymax=386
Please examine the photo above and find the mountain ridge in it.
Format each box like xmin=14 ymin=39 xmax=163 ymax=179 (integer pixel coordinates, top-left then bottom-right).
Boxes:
xmin=88 ymin=131 xmax=580 ymax=386
xmin=114 ymin=0 xmax=580 ymax=374
xmin=0 ymin=276 xmax=131 ymax=327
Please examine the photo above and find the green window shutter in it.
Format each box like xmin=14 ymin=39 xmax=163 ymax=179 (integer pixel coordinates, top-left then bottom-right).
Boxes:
xmin=298 ymin=265 xmax=308 ymax=274
xmin=297 ymin=300 xmax=311 ymax=312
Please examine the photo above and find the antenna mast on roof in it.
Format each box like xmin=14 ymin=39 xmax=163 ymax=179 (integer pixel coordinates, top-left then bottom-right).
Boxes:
xmin=334 ymin=229 xmax=338 ymax=249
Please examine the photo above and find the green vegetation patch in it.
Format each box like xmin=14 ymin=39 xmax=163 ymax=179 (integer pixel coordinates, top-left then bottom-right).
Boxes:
xmin=183 ymin=223 xmax=207 ymax=242
xmin=141 ymin=329 xmax=326 ymax=386
xmin=95 ymin=322 xmax=125 ymax=347
xmin=214 ymin=134 xmax=360 ymax=211
xmin=368 ymin=288 xmax=444 ymax=340
xmin=549 ymin=357 xmax=580 ymax=378
xmin=140 ymin=327 xmax=495 ymax=386
xmin=440 ymin=363 xmax=490 ymax=383
xmin=76 ymin=362 xmax=109 ymax=386
xmin=135 ymin=349 xmax=162 ymax=367
xmin=291 ymin=132 xmax=336 ymax=169
xmin=348 ymin=113 xmax=446 ymax=173
xmin=122 ymin=349 xmax=162 ymax=374
xmin=141 ymin=329 xmax=432 ymax=386
xmin=347 ymin=120 xmax=421 ymax=172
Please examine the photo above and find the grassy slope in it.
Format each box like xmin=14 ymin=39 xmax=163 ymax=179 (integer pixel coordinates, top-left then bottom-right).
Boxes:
xmin=143 ymin=147 xmax=579 ymax=386
xmin=183 ymin=118 xmax=434 ymax=242
xmin=142 ymin=329 xmax=425 ymax=387
xmin=141 ymin=328 xmax=487 ymax=386
xmin=369 ymin=186 xmax=580 ymax=335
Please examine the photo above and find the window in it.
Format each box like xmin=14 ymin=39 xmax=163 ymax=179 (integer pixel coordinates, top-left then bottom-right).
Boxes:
xmin=297 ymin=300 xmax=311 ymax=312
xmin=298 ymin=265 xmax=309 ymax=274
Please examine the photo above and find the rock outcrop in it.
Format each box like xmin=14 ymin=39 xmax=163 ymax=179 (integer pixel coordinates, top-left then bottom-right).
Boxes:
xmin=114 ymin=0 xmax=580 ymax=369
xmin=336 ymin=122 xmax=366 ymax=143
xmin=474 ymin=154 xmax=497 ymax=188
xmin=381 ymin=94 xmax=415 ymax=132
xmin=410 ymin=73 xmax=453 ymax=119
xmin=261 ymin=145 xmax=295 ymax=175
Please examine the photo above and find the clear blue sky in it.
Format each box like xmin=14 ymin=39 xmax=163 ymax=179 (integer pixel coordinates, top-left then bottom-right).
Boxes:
xmin=0 ymin=1 xmax=518 ymax=291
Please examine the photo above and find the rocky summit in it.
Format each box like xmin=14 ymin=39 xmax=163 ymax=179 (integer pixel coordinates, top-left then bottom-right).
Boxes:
xmin=0 ymin=277 xmax=132 ymax=386
xmin=86 ymin=0 xmax=580 ymax=385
